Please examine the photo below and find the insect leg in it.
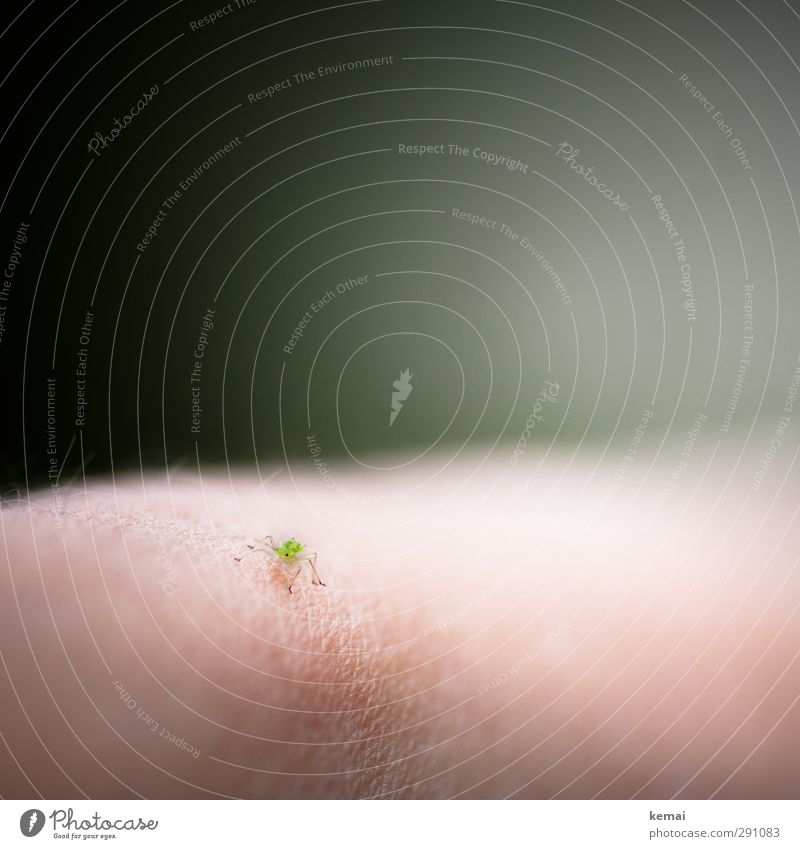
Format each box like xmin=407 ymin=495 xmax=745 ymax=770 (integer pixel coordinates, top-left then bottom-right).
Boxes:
xmin=308 ymin=552 xmax=325 ymax=587
xmin=287 ymin=564 xmax=304 ymax=594
xmin=248 ymin=534 xmax=278 ymax=552
xmin=293 ymin=552 xmax=325 ymax=586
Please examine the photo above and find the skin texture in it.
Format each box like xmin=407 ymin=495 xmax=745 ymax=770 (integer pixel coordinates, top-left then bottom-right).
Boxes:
xmin=1 ymin=455 xmax=799 ymax=799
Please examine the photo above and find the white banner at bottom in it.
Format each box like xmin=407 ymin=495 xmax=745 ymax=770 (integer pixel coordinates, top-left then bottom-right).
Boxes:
xmin=1 ymin=799 xmax=797 ymax=848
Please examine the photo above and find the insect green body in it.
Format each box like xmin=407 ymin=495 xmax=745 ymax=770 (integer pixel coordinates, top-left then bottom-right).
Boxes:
xmin=276 ymin=539 xmax=304 ymax=562
xmin=247 ymin=535 xmax=324 ymax=592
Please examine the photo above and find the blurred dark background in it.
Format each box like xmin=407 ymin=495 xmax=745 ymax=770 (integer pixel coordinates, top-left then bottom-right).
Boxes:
xmin=1 ymin=0 xmax=797 ymax=493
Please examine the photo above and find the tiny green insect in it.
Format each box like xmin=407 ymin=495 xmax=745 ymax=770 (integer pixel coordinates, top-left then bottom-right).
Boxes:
xmin=247 ymin=535 xmax=325 ymax=593
xmin=276 ymin=539 xmax=304 ymax=561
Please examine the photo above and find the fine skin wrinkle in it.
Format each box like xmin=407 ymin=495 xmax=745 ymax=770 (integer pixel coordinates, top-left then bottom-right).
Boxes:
xmin=1 ymin=461 xmax=799 ymax=799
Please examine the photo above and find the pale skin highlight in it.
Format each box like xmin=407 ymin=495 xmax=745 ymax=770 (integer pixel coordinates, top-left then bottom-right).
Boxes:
xmin=2 ymin=461 xmax=799 ymax=799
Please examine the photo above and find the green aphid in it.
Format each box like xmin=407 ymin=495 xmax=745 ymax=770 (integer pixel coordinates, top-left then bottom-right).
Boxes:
xmin=277 ymin=539 xmax=304 ymax=562
xmin=246 ymin=535 xmax=324 ymax=593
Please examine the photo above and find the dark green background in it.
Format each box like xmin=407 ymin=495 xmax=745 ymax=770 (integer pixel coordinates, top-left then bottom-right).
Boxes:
xmin=1 ymin=0 xmax=796 ymax=490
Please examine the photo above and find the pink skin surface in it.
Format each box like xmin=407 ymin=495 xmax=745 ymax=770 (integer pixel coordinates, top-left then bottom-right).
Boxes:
xmin=1 ymin=455 xmax=799 ymax=799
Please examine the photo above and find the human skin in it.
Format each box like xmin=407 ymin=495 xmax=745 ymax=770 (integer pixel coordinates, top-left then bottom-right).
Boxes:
xmin=1 ymin=456 xmax=799 ymax=799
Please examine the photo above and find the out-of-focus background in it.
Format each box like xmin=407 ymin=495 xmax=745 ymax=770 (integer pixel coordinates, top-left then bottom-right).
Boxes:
xmin=2 ymin=0 xmax=798 ymax=491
